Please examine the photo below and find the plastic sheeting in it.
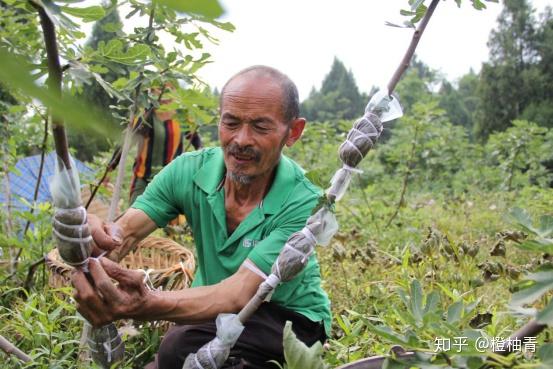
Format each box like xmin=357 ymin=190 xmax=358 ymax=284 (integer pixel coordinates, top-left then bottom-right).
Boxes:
xmin=49 ymin=156 xmax=124 ymax=369
xmin=328 ymin=90 xmax=403 ymax=202
xmin=183 ymin=314 xmax=244 ymax=369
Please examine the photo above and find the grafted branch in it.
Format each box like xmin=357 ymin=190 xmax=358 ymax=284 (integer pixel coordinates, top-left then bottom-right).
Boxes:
xmin=387 ymin=0 xmax=440 ymax=94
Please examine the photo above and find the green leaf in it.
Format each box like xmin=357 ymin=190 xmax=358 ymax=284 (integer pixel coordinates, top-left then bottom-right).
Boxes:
xmin=60 ymin=5 xmax=105 ymax=22
xmin=157 ymin=0 xmax=224 ymax=18
xmin=510 ymin=207 xmax=539 ymax=235
xmin=400 ymin=9 xmax=417 ymax=16
xmin=365 ymin=322 xmax=409 ymax=345
xmin=305 ymin=169 xmax=326 ymax=189
xmin=282 ymin=321 xmax=329 ymax=369
xmin=538 ymin=215 xmax=553 ymax=238
xmin=537 ymin=300 xmax=553 ymax=325
xmin=101 ymin=22 xmax=122 ymax=33
xmin=471 ymin=0 xmax=487 ymax=10
xmin=410 ymin=0 xmax=425 ymax=11
xmin=410 ymin=280 xmax=424 ymax=326
xmin=424 ymin=291 xmax=440 ymax=314
xmin=0 ymin=49 xmax=117 ymax=140
xmin=538 ymin=343 xmax=553 ymax=367
xmin=511 ymin=271 xmax=553 ymax=307
xmin=512 ymin=239 xmax=553 ymax=254
xmin=98 ymin=40 xmax=151 ymax=65
xmin=447 ymin=301 xmax=463 ymax=324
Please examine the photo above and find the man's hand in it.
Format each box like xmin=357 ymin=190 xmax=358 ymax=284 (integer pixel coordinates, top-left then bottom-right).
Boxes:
xmin=72 ymin=257 xmax=150 ymax=327
xmin=88 ymin=214 xmax=122 ymax=256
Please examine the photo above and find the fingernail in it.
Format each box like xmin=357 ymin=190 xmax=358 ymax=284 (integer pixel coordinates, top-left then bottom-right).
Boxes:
xmin=112 ymin=236 xmax=122 ymax=243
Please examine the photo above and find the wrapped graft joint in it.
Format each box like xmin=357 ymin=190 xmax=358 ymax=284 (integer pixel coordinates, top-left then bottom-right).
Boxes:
xmin=50 ymin=159 xmax=92 ymax=266
xmin=328 ymin=90 xmax=403 ymax=203
xmin=183 ymin=314 xmax=244 ymax=369
xmin=327 ymin=167 xmax=358 ymax=202
xmin=305 ymin=207 xmax=338 ymax=246
xmin=272 ymin=228 xmax=317 ymax=282
xmin=338 ymin=113 xmax=382 ymax=168
xmin=49 ymin=156 xmax=125 ymax=368
xmin=88 ymin=323 xmax=125 ymax=369
xmin=365 ymin=89 xmax=403 ymax=123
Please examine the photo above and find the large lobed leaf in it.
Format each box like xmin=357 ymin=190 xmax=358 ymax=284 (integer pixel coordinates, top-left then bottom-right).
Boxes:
xmin=282 ymin=321 xmax=329 ymax=369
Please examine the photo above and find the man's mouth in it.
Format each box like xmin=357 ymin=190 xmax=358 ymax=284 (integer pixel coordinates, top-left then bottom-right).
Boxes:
xmin=226 ymin=144 xmax=261 ymax=164
xmin=232 ymin=153 xmax=256 ymax=164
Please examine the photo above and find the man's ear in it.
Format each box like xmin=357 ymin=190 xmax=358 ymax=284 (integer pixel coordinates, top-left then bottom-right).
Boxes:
xmin=285 ymin=118 xmax=306 ymax=147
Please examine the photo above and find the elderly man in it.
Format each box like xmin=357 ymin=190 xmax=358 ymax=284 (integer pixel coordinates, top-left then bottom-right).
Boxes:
xmin=72 ymin=66 xmax=331 ymax=369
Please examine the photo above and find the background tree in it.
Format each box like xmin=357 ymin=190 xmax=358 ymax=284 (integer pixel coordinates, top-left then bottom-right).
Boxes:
xmin=474 ymin=0 xmax=550 ymax=139
xmin=69 ymin=5 xmax=126 ymax=161
xmin=301 ymin=57 xmax=366 ymax=122
xmin=437 ymin=69 xmax=478 ymax=133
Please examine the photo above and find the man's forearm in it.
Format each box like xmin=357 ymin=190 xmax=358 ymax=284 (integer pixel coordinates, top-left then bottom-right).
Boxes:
xmin=131 ymin=266 xmax=264 ymax=325
xmin=140 ymin=286 xmax=235 ymax=325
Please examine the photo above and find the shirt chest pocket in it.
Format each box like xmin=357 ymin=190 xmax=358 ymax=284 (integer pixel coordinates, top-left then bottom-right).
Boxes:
xmin=240 ymin=229 xmax=267 ymax=249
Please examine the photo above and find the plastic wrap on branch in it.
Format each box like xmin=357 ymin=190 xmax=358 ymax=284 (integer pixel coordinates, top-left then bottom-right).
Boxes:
xmin=365 ymin=89 xmax=402 ymax=123
xmin=272 ymin=227 xmax=316 ymax=282
xmin=328 ymin=89 xmax=403 ymax=202
xmin=87 ymin=323 xmax=125 ymax=369
xmin=306 ymin=207 xmax=338 ymax=246
xmin=50 ymin=157 xmax=92 ymax=265
xmin=49 ymin=156 xmax=124 ymax=368
xmin=183 ymin=314 xmax=244 ymax=369
xmin=338 ymin=113 xmax=382 ymax=168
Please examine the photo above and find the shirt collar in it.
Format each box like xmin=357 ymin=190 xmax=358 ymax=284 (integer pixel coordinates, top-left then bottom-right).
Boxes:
xmin=193 ymin=147 xmax=297 ymax=215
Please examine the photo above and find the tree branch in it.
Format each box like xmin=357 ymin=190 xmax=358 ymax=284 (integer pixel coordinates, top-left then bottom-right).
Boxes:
xmin=387 ymin=0 xmax=440 ymax=95
xmin=34 ymin=4 xmax=71 ymax=171
xmin=107 ymin=5 xmax=157 ymax=222
xmin=0 ymin=335 xmax=31 ymax=363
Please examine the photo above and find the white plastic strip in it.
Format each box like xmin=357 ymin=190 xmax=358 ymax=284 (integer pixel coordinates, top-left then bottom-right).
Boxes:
xmin=265 ymin=273 xmax=280 ymax=288
xmin=343 ymin=140 xmax=364 ymax=159
xmin=342 ymin=164 xmax=363 ymax=174
xmin=52 ymin=228 xmax=93 ymax=244
xmin=194 ymin=354 xmax=206 ymax=369
xmin=242 ymin=259 xmax=267 ymax=279
xmin=283 ymin=243 xmax=313 ymax=264
xmin=351 ymin=127 xmax=378 ymax=138
xmin=206 ymin=340 xmax=217 ymax=369
xmin=53 ymin=217 xmax=88 ymax=229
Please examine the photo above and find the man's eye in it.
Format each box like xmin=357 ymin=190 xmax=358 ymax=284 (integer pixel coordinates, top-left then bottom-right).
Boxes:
xmin=223 ymin=121 xmax=239 ymax=128
xmin=253 ymin=124 xmax=270 ymax=132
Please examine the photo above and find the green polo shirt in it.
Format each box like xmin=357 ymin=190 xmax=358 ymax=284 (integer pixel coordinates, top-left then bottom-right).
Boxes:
xmin=132 ymin=147 xmax=331 ymax=334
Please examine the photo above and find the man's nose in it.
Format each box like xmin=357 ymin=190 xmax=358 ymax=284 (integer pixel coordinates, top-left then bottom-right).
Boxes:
xmin=234 ymin=124 xmax=254 ymax=146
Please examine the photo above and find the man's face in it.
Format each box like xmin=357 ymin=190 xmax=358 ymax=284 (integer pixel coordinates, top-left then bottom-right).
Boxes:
xmin=219 ymin=74 xmax=290 ymax=184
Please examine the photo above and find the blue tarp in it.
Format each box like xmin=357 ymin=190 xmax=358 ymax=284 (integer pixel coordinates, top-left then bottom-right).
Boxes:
xmin=0 ymin=152 xmax=93 ymax=212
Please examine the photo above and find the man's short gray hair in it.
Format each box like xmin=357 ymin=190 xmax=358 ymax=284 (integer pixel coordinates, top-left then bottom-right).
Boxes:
xmin=220 ymin=65 xmax=300 ymax=123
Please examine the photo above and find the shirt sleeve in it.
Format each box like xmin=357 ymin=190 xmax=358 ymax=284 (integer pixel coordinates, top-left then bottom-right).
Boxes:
xmin=247 ymin=189 xmax=320 ymax=275
xmin=131 ymin=154 xmax=189 ymax=227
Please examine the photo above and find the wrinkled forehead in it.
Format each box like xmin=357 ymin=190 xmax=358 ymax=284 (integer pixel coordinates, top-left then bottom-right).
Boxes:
xmin=223 ymin=73 xmax=283 ymax=100
xmin=220 ymin=73 xmax=286 ymax=119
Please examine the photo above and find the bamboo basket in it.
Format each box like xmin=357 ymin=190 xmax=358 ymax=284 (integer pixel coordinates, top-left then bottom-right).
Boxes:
xmin=46 ymin=236 xmax=195 ymax=290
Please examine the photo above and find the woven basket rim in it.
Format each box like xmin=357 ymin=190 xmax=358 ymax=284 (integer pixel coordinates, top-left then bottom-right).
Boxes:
xmin=46 ymin=236 xmax=195 ymax=276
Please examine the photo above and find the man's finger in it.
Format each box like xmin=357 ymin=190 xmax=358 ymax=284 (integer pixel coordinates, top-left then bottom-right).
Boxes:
xmin=100 ymin=257 xmax=145 ymax=290
xmin=88 ymin=258 xmax=122 ymax=305
xmin=71 ymin=269 xmax=110 ymax=325
xmin=88 ymin=215 xmax=121 ymax=252
xmin=105 ymin=223 xmax=123 ymax=244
